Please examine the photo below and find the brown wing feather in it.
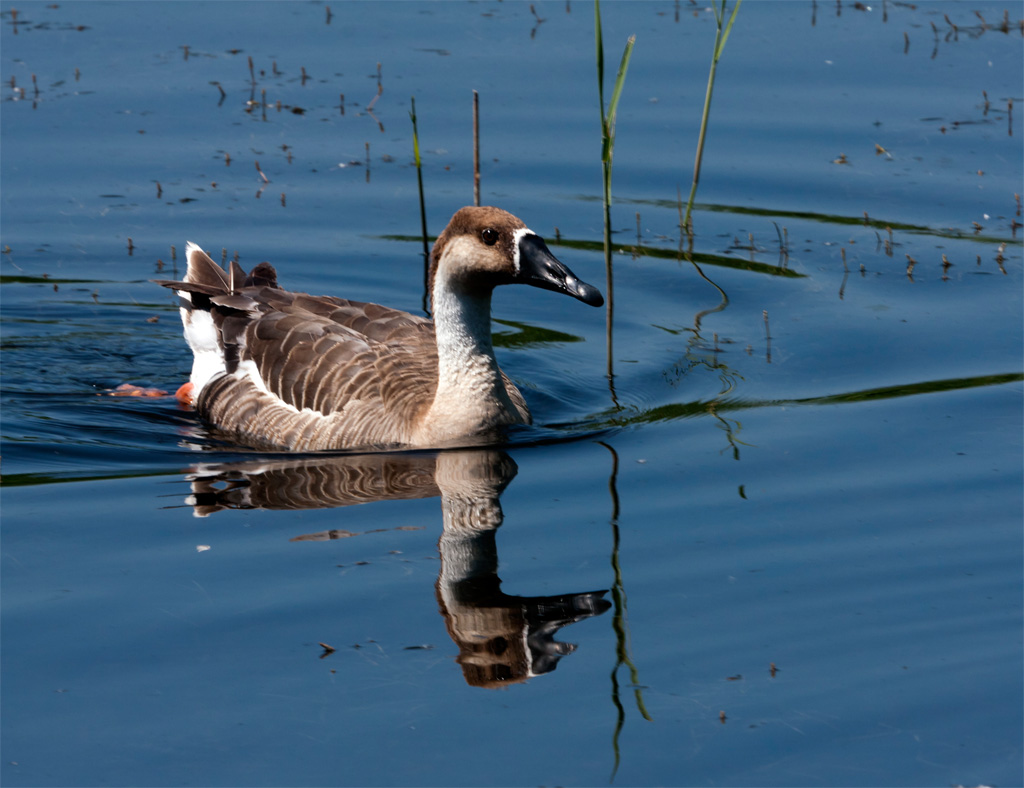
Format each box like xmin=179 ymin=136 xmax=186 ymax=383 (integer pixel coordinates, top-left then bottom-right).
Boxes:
xmin=501 ymin=371 xmax=530 ymax=422
xmin=240 ymin=292 xmax=439 ymax=427
xmin=160 ymin=254 xmax=526 ymax=451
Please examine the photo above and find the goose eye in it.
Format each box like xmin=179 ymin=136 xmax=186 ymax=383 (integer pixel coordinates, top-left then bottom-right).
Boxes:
xmin=481 ymin=228 xmax=499 ymax=246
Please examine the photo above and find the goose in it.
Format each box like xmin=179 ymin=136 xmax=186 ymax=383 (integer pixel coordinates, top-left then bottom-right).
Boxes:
xmin=156 ymin=206 xmax=603 ymax=451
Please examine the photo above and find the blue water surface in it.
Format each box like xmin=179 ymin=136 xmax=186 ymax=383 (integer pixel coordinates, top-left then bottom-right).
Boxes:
xmin=2 ymin=2 xmax=1022 ymax=786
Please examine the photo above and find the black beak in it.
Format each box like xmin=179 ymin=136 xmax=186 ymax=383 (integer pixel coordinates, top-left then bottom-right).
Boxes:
xmin=516 ymin=234 xmax=604 ymax=307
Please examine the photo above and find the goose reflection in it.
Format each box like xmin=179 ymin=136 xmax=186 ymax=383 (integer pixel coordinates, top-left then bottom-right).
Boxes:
xmin=182 ymin=449 xmax=610 ymax=687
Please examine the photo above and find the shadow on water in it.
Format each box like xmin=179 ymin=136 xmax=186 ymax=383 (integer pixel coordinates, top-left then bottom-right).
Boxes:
xmin=166 ymin=448 xmax=611 ymax=689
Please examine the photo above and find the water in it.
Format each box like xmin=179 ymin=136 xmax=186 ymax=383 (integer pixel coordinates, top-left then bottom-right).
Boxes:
xmin=2 ymin=2 xmax=1022 ymax=786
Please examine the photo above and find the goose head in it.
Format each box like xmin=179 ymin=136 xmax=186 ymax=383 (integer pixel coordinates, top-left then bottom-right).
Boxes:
xmin=429 ymin=206 xmax=604 ymax=308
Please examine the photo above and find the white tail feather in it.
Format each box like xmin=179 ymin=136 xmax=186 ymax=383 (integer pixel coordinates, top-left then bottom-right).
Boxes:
xmin=179 ymin=241 xmax=227 ymax=398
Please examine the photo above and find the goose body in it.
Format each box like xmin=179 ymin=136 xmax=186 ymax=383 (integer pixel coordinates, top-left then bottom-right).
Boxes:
xmin=157 ymin=206 xmax=603 ymax=451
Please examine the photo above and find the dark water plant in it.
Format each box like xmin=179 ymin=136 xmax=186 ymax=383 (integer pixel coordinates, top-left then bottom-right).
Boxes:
xmin=600 ymin=441 xmax=652 ymax=782
xmin=409 ymin=96 xmax=431 ymax=314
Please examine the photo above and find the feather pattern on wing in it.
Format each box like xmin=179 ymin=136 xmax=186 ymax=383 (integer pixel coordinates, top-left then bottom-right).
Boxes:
xmin=156 ymin=250 xmax=526 ymax=451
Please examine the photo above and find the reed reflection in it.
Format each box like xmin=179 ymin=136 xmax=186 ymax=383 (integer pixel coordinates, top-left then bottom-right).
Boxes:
xmin=182 ymin=449 xmax=610 ymax=687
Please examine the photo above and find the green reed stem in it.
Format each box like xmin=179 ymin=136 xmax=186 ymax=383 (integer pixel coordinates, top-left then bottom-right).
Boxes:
xmin=682 ymin=0 xmax=742 ymax=236
xmin=595 ymin=0 xmax=634 ymax=399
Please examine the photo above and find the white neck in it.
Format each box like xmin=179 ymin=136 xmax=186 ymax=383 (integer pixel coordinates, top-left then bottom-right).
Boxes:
xmin=421 ymin=276 xmax=518 ymax=440
xmin=433 ymin=276 xmax=497 ymax=376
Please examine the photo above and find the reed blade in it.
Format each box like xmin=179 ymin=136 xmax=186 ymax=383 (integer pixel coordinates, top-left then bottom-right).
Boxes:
xmin=595 ymin=1 xmax=635 ymax=403
xmin=605 ymin=34 xmax=636 ymax=155
xmin=682 ymin=0 xmax=742 ymax=235
xmin=409 ymin=97 xmax=430 ymax=313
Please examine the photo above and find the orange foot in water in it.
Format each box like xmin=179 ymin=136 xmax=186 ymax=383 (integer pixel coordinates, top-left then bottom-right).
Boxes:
xmin=104 ymin=383 xmax=169 ymax=398
xmin=175 ymin=381 xmax=195 ymax=407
